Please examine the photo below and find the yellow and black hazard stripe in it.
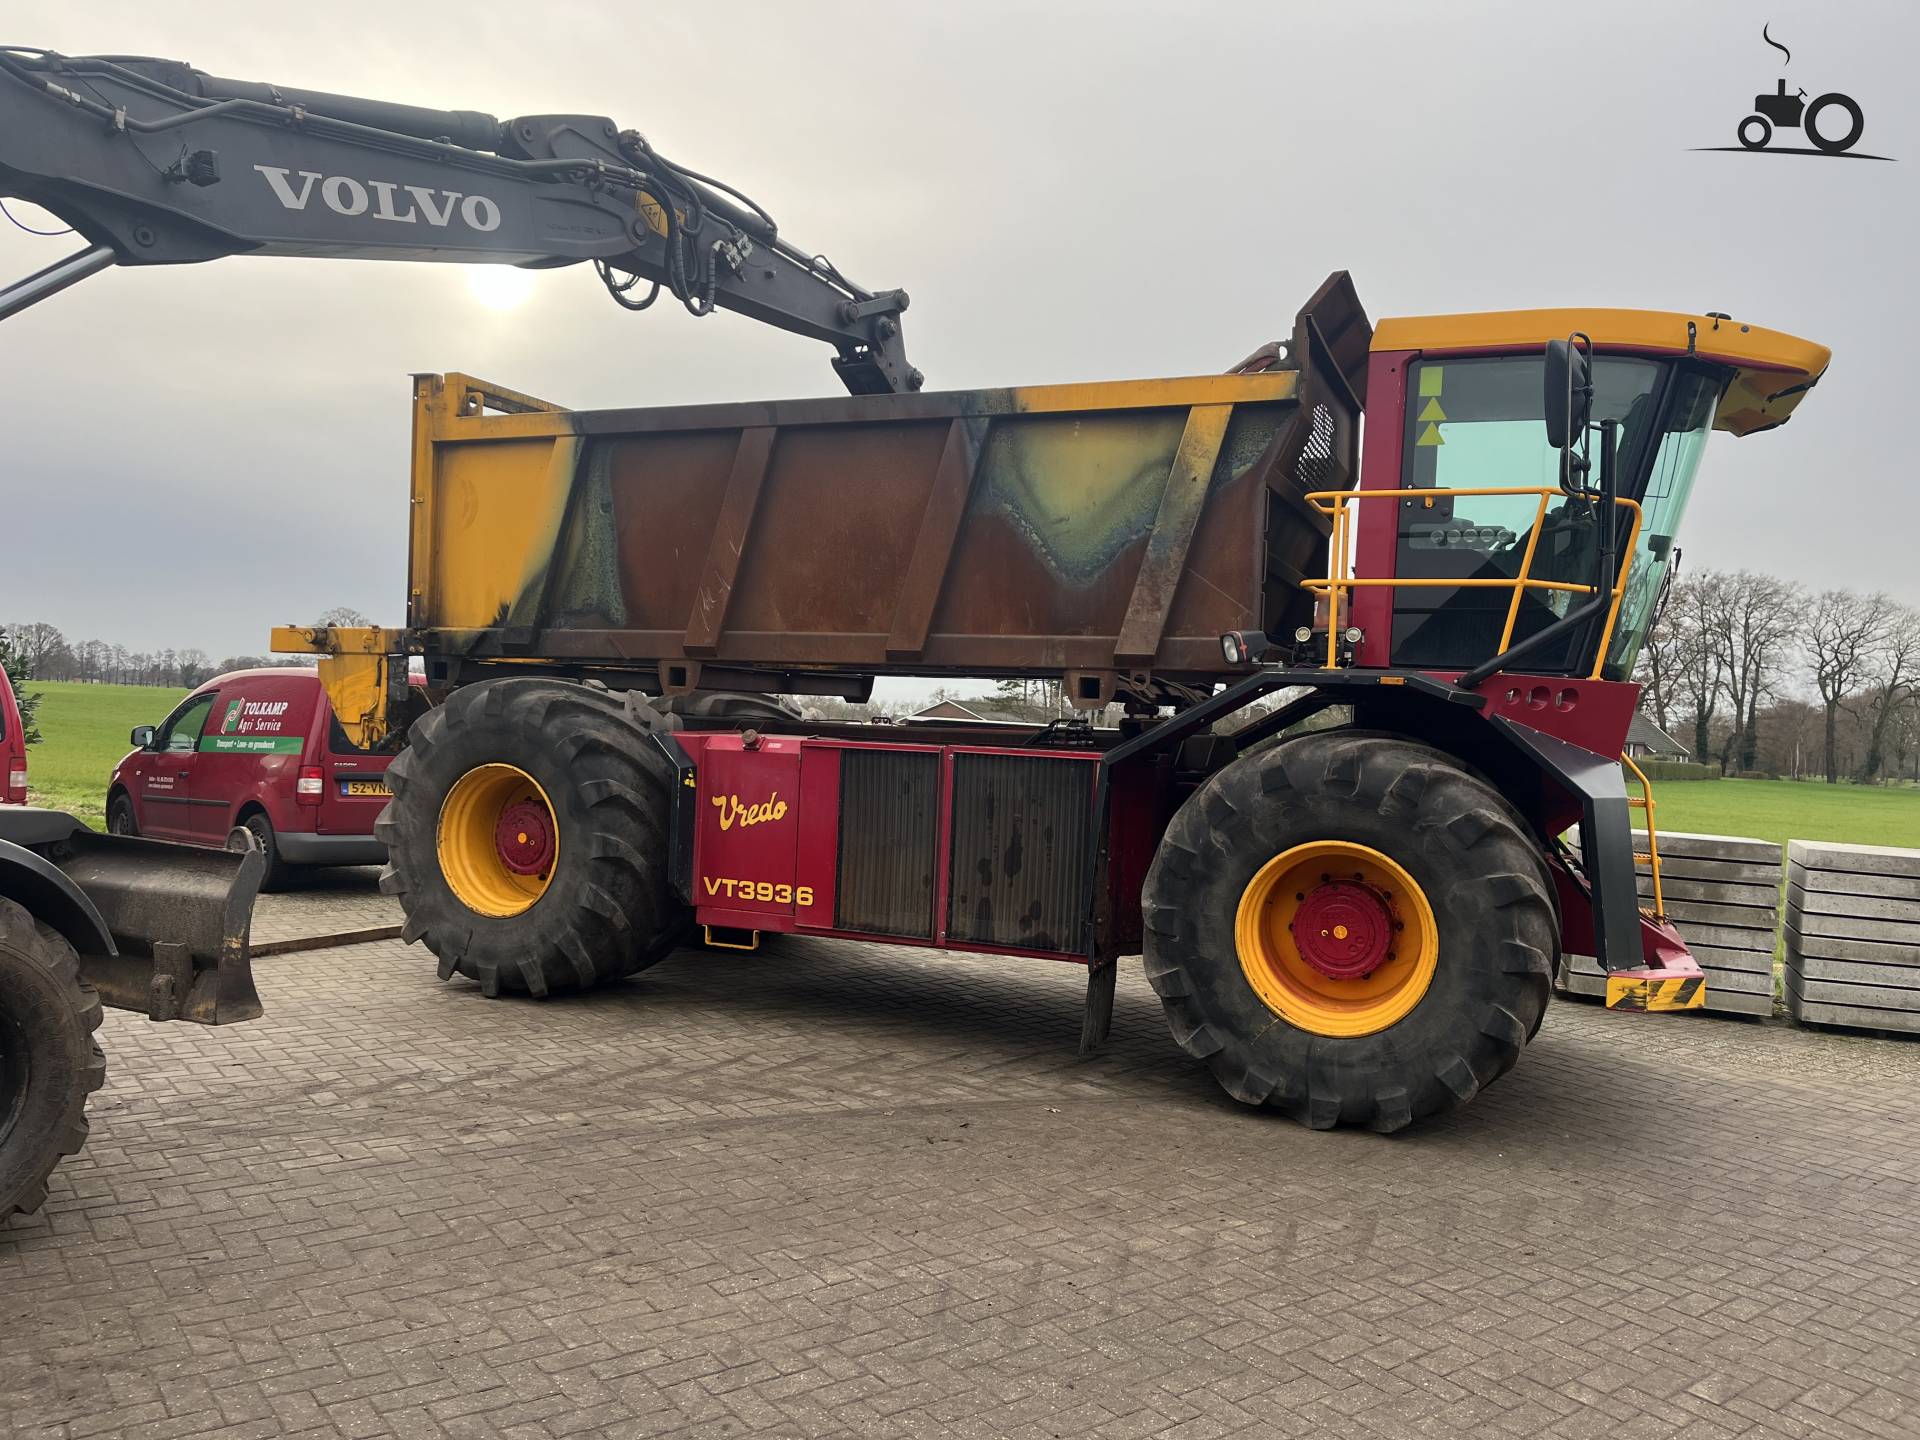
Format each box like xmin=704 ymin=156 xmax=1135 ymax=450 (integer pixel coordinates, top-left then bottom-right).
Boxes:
xmin=1605 ymin=972 xmax=1706 ymax=1012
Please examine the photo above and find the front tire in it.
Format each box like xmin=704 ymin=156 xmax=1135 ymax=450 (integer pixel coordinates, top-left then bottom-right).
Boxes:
xmin=1142 ymin=731 xmax=1555 ymax=1132
xmin=106 ymin=792 xmax=137 ymax=837
xmin=0 ymin=899 xmax=106 ymax=1222
xmin=378 ymin=679 xmax=686 ymax=997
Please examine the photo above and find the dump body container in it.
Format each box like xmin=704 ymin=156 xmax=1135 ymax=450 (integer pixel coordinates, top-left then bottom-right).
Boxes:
xmin=404 ymin=278 xmax=1369 ymax=704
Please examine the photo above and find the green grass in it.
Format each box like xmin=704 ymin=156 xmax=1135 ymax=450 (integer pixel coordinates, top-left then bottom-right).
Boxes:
xmin=22 ymin=680 xmax=186 ymax=827
xmin=1647 ymin=777 xmax=1920 ymax=850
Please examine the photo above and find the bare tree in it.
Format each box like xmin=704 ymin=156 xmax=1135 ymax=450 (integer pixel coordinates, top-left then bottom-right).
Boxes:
xmin=1855 ymin=606 xmax=1920 ymax=783
xmin=314 ymin=606 xmax=373 ymax=628
xmin=1705 ymin=570 xmax=1802 ymax=773
xmin=1661 ymin=574 xmax=1726 ymax=764
xmin=3 ymin=621 xmax=65 ymax=674
xmin=1806 ymin=589 xmax=1890 ymax=783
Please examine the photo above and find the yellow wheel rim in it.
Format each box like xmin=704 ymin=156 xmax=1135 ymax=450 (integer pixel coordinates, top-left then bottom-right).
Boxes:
xmin=1234 ymin=840 xmax=1438 ymax=1037
xmin=437 ymin=763 xmax=558 ymax=917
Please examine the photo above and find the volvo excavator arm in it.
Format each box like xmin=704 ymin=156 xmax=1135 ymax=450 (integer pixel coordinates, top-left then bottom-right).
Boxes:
xmin=0 ymin=48 xmax=920 ymax=394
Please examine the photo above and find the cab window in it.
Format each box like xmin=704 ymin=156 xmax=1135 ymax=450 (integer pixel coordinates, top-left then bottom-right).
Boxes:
xmin=1389 ymin=355 xmax=1662 ymax=672
xmin=155 ymin=693 xmax=216 ymax=753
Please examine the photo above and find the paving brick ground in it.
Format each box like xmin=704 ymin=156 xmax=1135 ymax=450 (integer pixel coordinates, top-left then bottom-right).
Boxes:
xmin=4 ymin=877 xmax=1918 ymax=1439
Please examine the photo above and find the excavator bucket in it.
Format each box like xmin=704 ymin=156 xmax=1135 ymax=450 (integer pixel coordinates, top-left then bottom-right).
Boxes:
xmin=53 ymin=830 xmax=264 ymax=1024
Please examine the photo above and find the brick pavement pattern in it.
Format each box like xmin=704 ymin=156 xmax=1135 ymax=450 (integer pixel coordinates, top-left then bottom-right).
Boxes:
xmin=4 ymin=880 xmax=1917 ymax=1439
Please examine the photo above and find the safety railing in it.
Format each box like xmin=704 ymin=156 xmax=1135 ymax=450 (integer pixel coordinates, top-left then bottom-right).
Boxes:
xmin=1620 ymin=751 xmax=1668 ymax=921
xmin=1299 ymin=487 xmax=1644 ymax=678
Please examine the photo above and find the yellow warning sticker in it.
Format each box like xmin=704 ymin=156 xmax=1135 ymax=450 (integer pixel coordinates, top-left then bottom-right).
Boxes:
xmin=1417 ymin=365 xmax=1445 ymax=398
xmin=1416 ymin=422 xmax=1444 ymax=447
xmin=1417 ymin=397 xmax=1446 ymax=423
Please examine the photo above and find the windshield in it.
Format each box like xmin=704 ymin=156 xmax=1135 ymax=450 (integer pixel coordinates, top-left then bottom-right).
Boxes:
xmin=1390 ymin=355 xmax=1663 ymax=672
xmin=1602 ymin=366 xmax=1724 ymax=679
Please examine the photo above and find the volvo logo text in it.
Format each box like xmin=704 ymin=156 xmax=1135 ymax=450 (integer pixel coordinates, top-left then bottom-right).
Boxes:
xmin=252 ymin=165 xmax=502 ymax=231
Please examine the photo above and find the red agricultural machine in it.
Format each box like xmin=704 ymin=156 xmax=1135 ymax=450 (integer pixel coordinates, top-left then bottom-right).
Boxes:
xmin=0 ymin=47 xmax=1832 ymax=1213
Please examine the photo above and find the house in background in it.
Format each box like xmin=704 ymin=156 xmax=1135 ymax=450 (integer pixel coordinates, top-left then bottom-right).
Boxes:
xmin=1624 ymin=712 xmax=1690 ymax=761
xmin=910 ymin=700 xmax=990 ymax=723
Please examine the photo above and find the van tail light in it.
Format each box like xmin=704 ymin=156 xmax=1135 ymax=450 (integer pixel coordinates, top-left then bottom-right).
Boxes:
xmin=296 ymin=765 xmax=325 ymax=806
xmin=5 ymin=759 xmax=25 ymax=805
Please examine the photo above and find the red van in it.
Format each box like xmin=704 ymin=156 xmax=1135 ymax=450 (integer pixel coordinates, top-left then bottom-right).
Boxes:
xmin=0 ymin=665 xmax=27 ymax=804
xmin=107 ymin=667 xmax=400 ymax=885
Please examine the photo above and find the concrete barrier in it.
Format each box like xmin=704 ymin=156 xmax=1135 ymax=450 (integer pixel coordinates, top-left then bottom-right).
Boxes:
xmin=1557 ymin=831 xmax=1780 ymax=1017
xmin=1785 ymin=840 xmax=1920 ymax=1035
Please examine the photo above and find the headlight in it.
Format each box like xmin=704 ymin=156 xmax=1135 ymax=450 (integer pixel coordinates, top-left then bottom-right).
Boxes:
xmin=1220 ymin=632 xmax=1245 ymax=665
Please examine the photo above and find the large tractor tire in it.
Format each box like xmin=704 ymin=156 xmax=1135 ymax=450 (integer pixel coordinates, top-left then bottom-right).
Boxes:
xmin=1142 ymin=730 xmax=1555 ymax=1132
xmin=658 ymin=692 xmax=802 ymax=726
xmin=378 ymin=678 xmax=687 ymax=997
xmin=0 ymin=898 xmax=106 ymax=1222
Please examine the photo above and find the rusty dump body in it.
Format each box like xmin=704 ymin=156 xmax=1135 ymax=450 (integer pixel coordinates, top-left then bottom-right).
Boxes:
xmin=403 ymin=275 xmax=1371 ymax=704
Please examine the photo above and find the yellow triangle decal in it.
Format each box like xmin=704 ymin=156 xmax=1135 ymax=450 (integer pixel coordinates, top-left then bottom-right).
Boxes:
xmin=1417 ymin=397 xmax=1446 ymax=422
xmin=1416 ymin=422 xmax=1444 ymax=447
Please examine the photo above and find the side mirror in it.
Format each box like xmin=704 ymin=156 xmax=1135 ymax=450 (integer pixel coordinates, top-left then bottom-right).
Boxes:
xmin=130 ymin=725 xmax=155 ymax=749
xmin=1544 ymin=337 xmax=1592 ymax=449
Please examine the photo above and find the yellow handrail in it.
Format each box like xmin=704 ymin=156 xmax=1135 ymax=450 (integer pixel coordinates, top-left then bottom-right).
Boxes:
xmin=1300 ymin=486 xmax=1644 ymax=679
xmin=1620 ymin=751 xmax=1666 ymax=920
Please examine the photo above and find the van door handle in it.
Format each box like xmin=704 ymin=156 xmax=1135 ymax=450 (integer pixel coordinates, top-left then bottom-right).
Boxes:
xmin=176 ymin=769 xmax=190 ymax=778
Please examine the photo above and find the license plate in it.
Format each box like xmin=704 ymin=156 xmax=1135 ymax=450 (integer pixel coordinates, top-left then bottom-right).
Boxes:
xmin=340 ymin=778 xmax=392 ymax=797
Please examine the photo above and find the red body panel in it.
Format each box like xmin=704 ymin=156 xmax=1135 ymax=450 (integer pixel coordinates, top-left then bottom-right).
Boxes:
xmin=0 ymin=666 xmax=26 ymax=805
xmin=1349 ymin=348 xmax=1414 ymax=666
xmin=685 ymin=732 xmax=1117 ymax=963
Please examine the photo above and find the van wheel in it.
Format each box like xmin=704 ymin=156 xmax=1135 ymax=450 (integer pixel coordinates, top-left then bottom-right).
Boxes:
xmin=0 ymin=899 xmax=106 ymax=1222
xmin=1141 ymin=730 xmax=1555 ymax=1132
xmin=229 ymin=813 xmax=290 ymax=891
xmin=106 ymin=793 xmax=137 ymax=837
xmin=378 ymin=678 xmax=687 ymax=997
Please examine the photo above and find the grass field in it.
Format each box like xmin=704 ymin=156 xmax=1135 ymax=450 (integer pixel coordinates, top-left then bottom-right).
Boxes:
xmin=22 ymin=680 xmax=186 ymax=827
xmin=1646 ymin=778 xmax=1920 ymax=850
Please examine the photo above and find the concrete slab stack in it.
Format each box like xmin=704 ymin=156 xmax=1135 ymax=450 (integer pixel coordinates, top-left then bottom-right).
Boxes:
xmin=1785 ymin=840 xmax=1920 ymax=1035
xmin=1556 ymin=830 xmax=1781 ymax=1017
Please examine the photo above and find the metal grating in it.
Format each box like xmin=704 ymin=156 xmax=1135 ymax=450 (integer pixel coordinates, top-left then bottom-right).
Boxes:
xmin=834 ymin=749 xmax=939 ymax=938
xmin=1292 ymin=402 xmax=1337 ymax=489
xmin=945 ymin=754 xmax=1093 ymax=953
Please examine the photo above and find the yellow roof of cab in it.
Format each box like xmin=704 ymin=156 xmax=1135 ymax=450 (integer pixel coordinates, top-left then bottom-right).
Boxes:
xmin=1372 ymin=308 xmax=1831 ymax=437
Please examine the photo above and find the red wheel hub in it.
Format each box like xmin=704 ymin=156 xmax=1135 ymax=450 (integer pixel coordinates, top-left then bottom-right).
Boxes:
xmin=1289 ymin=880 xmax=1395 ymax=980
xmin=494 ymin=800 xmax=554 ymax=875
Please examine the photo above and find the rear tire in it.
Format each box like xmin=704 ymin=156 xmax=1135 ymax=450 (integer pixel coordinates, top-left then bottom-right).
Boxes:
xmin=0 ymin=899 xmax=106 ymax=1222
xmin=229 ymin=811 xmax=291 ymax=891
xmin=378 ymin=678 xmax=686 ymax=997
xmin=1141 ymin=731 xmax=1555 ymax=1132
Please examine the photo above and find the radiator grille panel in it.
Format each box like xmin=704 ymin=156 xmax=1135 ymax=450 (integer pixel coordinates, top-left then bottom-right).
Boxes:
xmin=946 ymin=754 xmax=1092 ymax=953
xmin=834 ymin=749 xmax=938 ymax=938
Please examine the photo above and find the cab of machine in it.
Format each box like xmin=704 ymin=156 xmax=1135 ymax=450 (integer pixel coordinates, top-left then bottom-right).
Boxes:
xmin=1343 ymin=307 xmax=1830 ymax=680
xmin=108 ymin=666 xmax=399 ymax=880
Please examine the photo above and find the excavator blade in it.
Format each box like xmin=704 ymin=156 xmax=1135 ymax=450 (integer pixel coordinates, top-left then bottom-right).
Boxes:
xmin=54 ymin=831 xmax=264 ymax=1024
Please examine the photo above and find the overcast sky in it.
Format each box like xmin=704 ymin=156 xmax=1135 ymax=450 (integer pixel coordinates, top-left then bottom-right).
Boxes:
xmin=3 ymin=1 xmax=1915 ymax=688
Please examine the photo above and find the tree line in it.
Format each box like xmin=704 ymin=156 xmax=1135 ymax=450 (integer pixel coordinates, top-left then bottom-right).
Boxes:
xmin=1636 ymin=570 xmax=1920 ymax=784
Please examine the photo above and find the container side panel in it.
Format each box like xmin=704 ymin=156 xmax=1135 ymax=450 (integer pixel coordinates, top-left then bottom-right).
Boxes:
xmin=426 ymin=437 xmax=577 ymax=631
xmin=595 ymin=433 xmax=744 ymax=630
xmin=726 ymin=422 xmax=951 ymax=638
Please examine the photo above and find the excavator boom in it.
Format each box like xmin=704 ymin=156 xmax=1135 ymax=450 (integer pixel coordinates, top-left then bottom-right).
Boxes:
xmin=0 ymin=48 xmax=919 ymax=394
